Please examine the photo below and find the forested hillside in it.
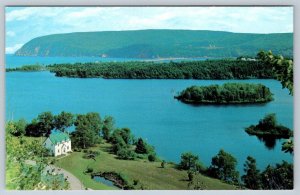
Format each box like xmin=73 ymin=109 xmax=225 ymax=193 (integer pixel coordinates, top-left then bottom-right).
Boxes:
xmin=15 ymin=30 xmax=293 ymax=58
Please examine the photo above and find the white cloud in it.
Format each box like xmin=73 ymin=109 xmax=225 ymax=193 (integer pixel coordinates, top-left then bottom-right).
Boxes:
xmin=5 ymin=7 xmax=293 ymax=49
xmin=5 ymin=44 xmax=23 ymax=54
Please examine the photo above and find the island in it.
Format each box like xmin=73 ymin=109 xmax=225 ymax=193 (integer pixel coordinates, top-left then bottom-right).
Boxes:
xmin=175 ymin=83 xmax=274 ymax=104
xmin=245 ymin=113 xmax=293 ymax=138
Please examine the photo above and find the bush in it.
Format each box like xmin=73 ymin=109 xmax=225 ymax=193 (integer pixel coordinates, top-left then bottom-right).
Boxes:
xmin=86 ymin=166 xmax=93 ymax=173
xmin=188 ymin=171 xmax=194 ymax=181
xmin=133 ymin=179 xmax=139 ymax=185
xmin=116 ymin=148 xmax=135 ymax=160
xmin=148 ymin=154 xmax=156 ymax=162
xmin=161 ymin=160 xmax=166 ymax=168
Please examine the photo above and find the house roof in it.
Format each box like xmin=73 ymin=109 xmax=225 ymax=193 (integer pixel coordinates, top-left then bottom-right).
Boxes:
xmin=49 ymin=132 xmax=70 ymax=144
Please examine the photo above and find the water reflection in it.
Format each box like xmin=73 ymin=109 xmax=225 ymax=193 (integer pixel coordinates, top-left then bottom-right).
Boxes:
xmin=257 ymin=136 xmax=278 ymax=150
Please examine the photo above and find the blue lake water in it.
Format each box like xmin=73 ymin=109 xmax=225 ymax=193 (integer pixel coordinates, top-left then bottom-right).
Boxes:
xmin=6 ymin=71 xmax=293 ymax=175
xmin=5 ymin=54 xmax=209 ymax=68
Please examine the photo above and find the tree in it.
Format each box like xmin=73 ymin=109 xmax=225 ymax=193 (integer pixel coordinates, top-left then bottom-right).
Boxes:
xmin=257 ymin=51 xmax=294 ymax=154
xmin=25 ymin=119 xmax=41 ymax=137
xmin=102 ymin=116 xmax=115 ymax=140
xmin=135 ymin=138 xmax=148 ymax=154
xmin=241 ymin=156 xmax=261 ymax=189
xmin=258 ymin=113 xmax=276 ymax=130
xmin=161 ymin=160 xmax=166 ymax=168
xmin=257 ymin=50 xmax=293 ymax=95
xmin=72 ymin=113 xmax=102 ymax=149
xmin=6 ymin=119 xmax=27 ymax=136
xmin=208 ymin=149 xmax=239 ymax=183
xmin=54 ymin=111 xmax=74 ymax=132
xmin=37 ymin=112 xmax=55 ymax=136
xmin=282 ymin=139 xmax=293 ymax=154
xmin=260 ymin=161 xmax=293 ymax=189
xmin=6 ymin=130 xmax=69 ymax=190
xmin=179 ymin=152 xmax=199 ymax=170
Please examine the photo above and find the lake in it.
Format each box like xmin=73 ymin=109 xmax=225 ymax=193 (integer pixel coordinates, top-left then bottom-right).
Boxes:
xmin=5 ymin=55 xmax=293 ymax=175
xmin=5 ymin=54 xmax=209 ymax=68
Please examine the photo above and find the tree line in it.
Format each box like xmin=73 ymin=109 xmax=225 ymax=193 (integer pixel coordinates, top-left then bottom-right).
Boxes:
xmin=6 ymin=111 xmax=156 ymax=162
xmin=175 ymin=83 xmax=273 ymax=104
xmin=45 ymin=59 xmax=274 ymax=79
xmin=178 ymin=150 xmax=293 ymax=189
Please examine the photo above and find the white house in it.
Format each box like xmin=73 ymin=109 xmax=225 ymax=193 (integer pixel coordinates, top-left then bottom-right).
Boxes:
xmin=44 ymin=132 xmax=72 ymax=157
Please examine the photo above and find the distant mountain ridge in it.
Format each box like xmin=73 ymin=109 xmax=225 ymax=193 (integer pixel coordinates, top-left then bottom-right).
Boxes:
xmin=15 ymin=30 xmax=293 ymax=58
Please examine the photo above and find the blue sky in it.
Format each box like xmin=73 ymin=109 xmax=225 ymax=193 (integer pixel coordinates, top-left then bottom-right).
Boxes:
xmin=5 ymin=6 xmax=293 ymax=54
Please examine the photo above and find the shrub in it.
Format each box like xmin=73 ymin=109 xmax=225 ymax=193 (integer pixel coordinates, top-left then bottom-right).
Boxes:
xmin=133 ymin=179 xmax=139 ymax=185
xmin=86 ymin=166 xmax=93 ymax=173
xmin=161 ymin=160 xmax=166 ymax=168
xmin=148 ymin=154 xmax=156 ymax=162
xmin=188 ymin=171 xmax=194 ymax=181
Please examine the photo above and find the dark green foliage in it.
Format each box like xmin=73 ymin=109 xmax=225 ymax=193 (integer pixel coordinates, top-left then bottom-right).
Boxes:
xmin=176 ymin=83 xmax=273 ymax=104
xmin=242 ymin=156 xmax=261 ymax=189
xmin=188 ymin=170 xmax=195 ymax=181
xmin=207 ymin=149 xmax=239 ymax=183
xmin=179 ymin=152 xmax=200 ymax=170
xmin=15 ymin=30 xmax=292 ymax=58
xmin=6 ymin=65 xmax=45 ymax=72
xmin=116 ymin=148 xmax=136 ymax=160
xmin=110 ymin=129 xmax=156 ymax=161
xmin=111 ymin=128 xmax=132 ymax=145
xmin=6 ymin=119 xmax=27 ymax=136
xmin=54 ymin=111 xmax=74 ymax=132
xmin=86 ymin=166 xmax=94 ymax=173
xmin=102 ymin=116 xmax=115 ymax=140
xmin=37 ymin=112 xmax=55 ymax=136
xmin=257 ymin=50 xmax=293 ymax=95
xmin=161 ymin=160 xmax=166 ymax=168
xmin=282 ymin=139 xmax=293 ymax=154
xmin=48 ymin=59 xmax=274 ymax=80
xmin=83 ymin=150 xmax=100 ymax=160
xmin=133 ymin=179 xmax=139 ymax=185
xmin=245 ymin=113 xmax=293 ymax=138
xmin=25 ymin=112 xmax=55 ymax=136
xmin=71 ymin=112 xmax=102 ymax=149
xmin=260 ymin=161 xmax=293 ymax=189
xmin=135 ymin=138 xmax=148 ymax=154
xmin=148 ymin=154 xmax=156 ymax=162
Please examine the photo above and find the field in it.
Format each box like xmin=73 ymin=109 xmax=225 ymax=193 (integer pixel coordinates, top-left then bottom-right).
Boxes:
xmin=55 ymin=142 xmax=237 ymax=190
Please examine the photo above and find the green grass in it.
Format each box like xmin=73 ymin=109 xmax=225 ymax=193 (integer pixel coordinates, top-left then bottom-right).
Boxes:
xmin=55 ymin=142 xmax=237 ymax=190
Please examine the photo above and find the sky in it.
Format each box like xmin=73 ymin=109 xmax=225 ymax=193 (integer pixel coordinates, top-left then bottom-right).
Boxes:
xmin=5 ymin=6 xmax=293 ymax=54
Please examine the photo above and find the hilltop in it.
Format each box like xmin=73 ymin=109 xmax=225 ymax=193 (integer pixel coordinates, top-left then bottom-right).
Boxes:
xmin=15 ymin=30 xmax=293 ymax=58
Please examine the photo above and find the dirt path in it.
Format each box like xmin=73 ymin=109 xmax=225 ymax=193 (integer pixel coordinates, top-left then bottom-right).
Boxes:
xmin=48 ymin=165 xmax=85 ymax=190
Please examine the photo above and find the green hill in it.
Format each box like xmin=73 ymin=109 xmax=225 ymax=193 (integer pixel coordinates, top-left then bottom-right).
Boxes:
xmin=15 ymin=30 xmax=293 ymax=58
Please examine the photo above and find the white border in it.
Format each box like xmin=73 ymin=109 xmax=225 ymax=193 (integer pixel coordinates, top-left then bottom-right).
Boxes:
xmin=0 ymin=1 xmax=298 ymax=195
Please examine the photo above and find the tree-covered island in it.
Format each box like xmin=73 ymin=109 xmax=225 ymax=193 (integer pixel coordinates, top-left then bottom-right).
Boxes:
xmin=245 ymin=113 xmax=293 ymax=139
xmin=175 ymin=83 xmax=273 ymax=104
xmin=44 ymin=59 xmax=274 ymax=79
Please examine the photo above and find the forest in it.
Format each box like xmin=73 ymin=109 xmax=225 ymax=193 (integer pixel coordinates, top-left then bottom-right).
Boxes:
xmin=175 ymin=83 xmax=273 ymax=104
xmin=46 ymin=59 xmax=274 ymax=79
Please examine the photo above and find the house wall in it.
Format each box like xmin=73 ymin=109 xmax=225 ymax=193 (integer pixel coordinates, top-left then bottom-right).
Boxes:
xmin=54 ymin=140 xmax=72 ymax=156
xmin=44 ymin=138 xmax=72 ymax=157
xmin=44 ymin=138 xmax=55 ymax=155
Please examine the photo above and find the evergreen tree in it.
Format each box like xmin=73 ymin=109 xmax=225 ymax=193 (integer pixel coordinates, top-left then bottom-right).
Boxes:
xmin=242 ymin=156 xmax=261 ymax=189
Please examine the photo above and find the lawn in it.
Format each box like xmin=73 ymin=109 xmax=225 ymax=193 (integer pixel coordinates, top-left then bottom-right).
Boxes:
xmin=55 ymin=142 xmax=237 ymax=190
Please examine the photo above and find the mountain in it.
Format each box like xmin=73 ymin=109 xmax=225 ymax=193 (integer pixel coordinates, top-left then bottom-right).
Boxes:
xmin=15 ymin=30 xmax=293 ymax=58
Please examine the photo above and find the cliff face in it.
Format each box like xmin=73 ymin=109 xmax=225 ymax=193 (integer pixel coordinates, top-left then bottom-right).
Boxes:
xmin=15 ymin=30 xmax=293 ymax=58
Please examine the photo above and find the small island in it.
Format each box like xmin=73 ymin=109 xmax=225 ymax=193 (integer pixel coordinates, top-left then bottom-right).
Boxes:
xmin=175 ymin=83 xmax=273 ymax=104
xmin=245 ymin=113 xmax=292 ymax=138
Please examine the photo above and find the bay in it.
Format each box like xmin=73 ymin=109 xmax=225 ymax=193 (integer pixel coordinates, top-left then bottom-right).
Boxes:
xmin=6 ymin=70 xmax=293 ymax=174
